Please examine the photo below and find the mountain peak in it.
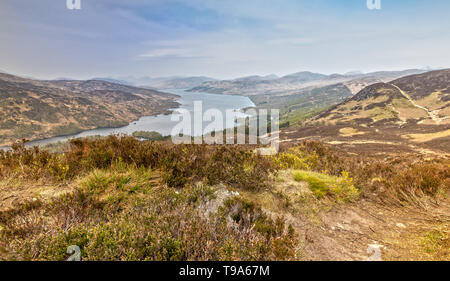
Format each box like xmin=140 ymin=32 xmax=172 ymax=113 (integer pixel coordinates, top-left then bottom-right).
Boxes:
xmin=280 ymin=71 xmax=327 ymax=83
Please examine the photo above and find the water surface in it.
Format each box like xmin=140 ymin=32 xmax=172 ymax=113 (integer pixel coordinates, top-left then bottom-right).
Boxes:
xmin=11 ymin=89 xmax=255 ymax=148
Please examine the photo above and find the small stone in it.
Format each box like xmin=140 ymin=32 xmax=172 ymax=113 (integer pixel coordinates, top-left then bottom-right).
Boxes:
xmin=396 ymin=223 xmax=406 ymax=228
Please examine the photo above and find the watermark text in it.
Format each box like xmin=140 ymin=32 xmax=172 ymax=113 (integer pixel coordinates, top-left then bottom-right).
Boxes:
xmin=67 ymin=0 xmax=81 ymax=10
xmin=367 ymin=0 xmax=381 ymax=10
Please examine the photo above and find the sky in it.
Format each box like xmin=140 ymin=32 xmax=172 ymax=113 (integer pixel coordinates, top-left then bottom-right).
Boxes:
xmin=1 ymin=0 xmax=450 ymax=80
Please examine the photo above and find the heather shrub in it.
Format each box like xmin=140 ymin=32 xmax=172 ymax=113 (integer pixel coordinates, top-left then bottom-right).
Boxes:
xmin=1 ymin=136 xmax=275 ymax=191
xmin=0 ymin=167 xmax=297 ymax=261
xmin=375 ymin=161 xmax=450 ymax=206
xmin=1 ymin=136 xmax=448 ymax=213
xmin=220 ymin=196 xmax=297 ymax=260
xmin=277 ymin=141 xmax=450 ymax=206
xmin=203 ymin=146 xmax=275 ymax=190
xmin=158 ymin=144 xmax=275 ymax=190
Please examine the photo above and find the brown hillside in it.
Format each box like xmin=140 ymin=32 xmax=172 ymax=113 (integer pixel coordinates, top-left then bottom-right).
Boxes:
xmin=0 ymin=73 xmax=179 ymax=146
xmin=283 ymin=70 xmax=450 ymax=155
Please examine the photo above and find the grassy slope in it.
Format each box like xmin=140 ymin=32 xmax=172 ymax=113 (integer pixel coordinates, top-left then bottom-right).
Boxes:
xmin=0 ymin=136 xmax=448 ymax=260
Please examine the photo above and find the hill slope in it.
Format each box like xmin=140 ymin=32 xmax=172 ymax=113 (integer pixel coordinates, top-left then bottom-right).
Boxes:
xmin=314 ymin=69 xmax=450 ymax=126
xmin=282 ymin=69 xmax=450 ymax=155
xmin=0 ymin=73 xmax=179 ymax=146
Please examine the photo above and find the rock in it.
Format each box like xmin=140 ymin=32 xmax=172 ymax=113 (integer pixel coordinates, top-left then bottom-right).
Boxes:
xmin=396 ymin=223 xmax=406 ymax=228
xmin=366 ymin=242 xmax=385 ymax=261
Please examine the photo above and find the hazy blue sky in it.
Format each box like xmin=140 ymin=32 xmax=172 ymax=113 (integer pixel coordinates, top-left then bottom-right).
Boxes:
xmin=1 ymin=0 xmax=450 ymax=79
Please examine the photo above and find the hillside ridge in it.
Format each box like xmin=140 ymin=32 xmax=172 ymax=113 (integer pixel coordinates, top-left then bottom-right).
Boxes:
xmin=0 ymin=73 xmax=179 ymax=146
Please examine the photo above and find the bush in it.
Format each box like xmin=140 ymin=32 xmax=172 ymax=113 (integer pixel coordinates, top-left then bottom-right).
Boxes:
xmin=132 ymin=131 xmax=168 ymax=141
xmin=276 ymin=141 xmax=350 ymax=175
xmin=220 ymin=197 xmax=297 ymax=260
xmin=0 ymin=168 xmax=297 ymax=261
xmin=1 ymin=136 xmax=275 ymax=191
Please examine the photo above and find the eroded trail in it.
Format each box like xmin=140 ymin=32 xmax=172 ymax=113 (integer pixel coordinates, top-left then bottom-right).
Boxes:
xmin=391 ymin=84 xmax=442 ymax=124
xmin=242 ymin=169 xmax=450 ymax=261
xmin=266 ymin=191 xmax=450 ymax=261
xmin=305 ymin=198 xmax=450 ymax=260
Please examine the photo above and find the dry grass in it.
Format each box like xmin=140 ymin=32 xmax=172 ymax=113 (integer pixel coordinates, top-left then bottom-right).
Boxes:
xmin=0 ymin=137 xmax=449 ymax=260
xmin=0 ymin=165 xmax=298 ymax=261
xmin=339 ymin=127 xmax=365 ymax=137
xmin=403 ymin=129 xmax=450 ymax=143
xmin=384 ymin=223 xmax=450 ymax=261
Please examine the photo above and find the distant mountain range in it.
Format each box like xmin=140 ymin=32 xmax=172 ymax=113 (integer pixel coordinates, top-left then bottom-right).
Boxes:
xmin=93 ymin=76 xmax=217 ymax=90
xmin=233 ymin=74 xmax=279 ymax=82
xmin=187 ymin=69 xmax=429 ymax=97
xmin=90 ymin=77 xmax=131 ymax=86
xmin=92 ymin=69 xmax=430 ymax=94
xmin=0 ymin=73 xmax=179 ymax=146
xmin=147 ymin=76 xmax=217 ymax=89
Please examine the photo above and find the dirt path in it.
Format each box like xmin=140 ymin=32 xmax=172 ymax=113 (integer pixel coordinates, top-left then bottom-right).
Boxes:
xmin=243 ymin=169 xmax=450 ymax=261
xmin=391 ymin=84 xmax=442 ymax=124
xmin=293 ymin=197 xmax=450 ymax=260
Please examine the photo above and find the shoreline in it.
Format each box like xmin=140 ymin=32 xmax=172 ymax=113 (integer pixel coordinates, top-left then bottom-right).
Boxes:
xmin=1 ymin=89 xmax=255 ymax=150
xmin=0 ymin=92 xmax=181 ymax=149
xmin=0 ymin=110 xmax=180 ymax=150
